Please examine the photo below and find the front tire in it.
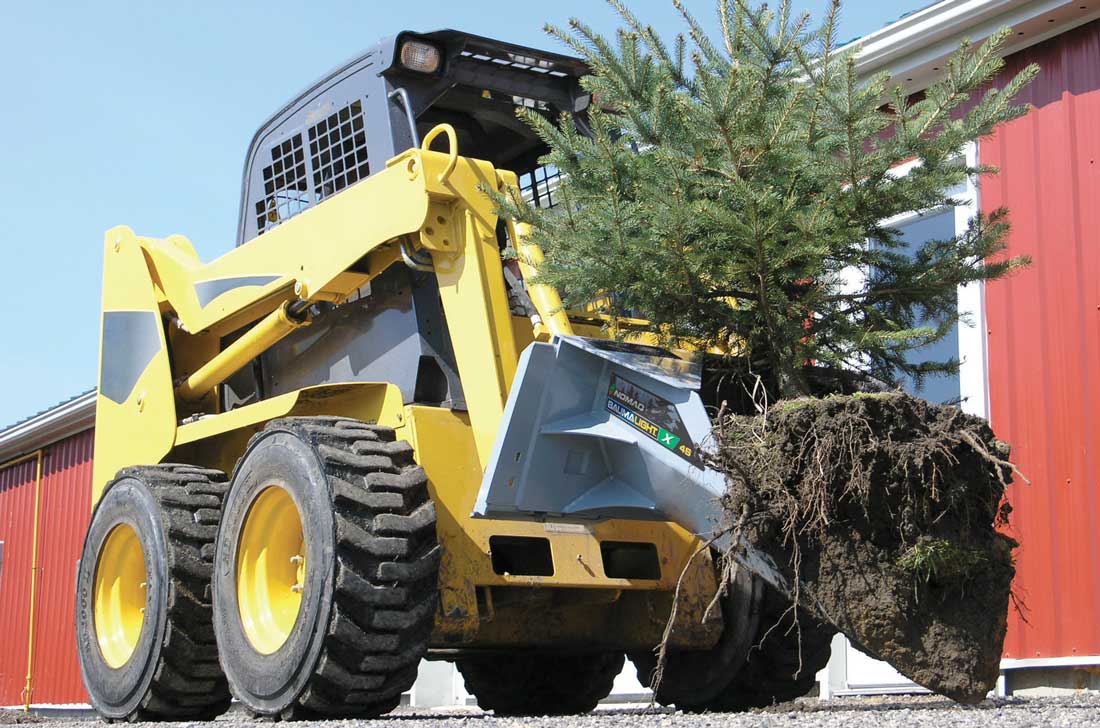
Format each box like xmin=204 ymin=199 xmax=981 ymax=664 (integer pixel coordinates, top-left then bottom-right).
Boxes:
xmin=632 ymin=562 xmax=835 ymax=711
xmin=457 ymin=652 xmax=625 ymax=715
xmin=76 ymin=465 xmax=231 ymax=721
xmin=630 ymin=559 xmax=762 ymax=710
xmin=212 ymin=417 xmax=440 ymax=719
xmin=704 ymin=584 xmax=835 ymax=710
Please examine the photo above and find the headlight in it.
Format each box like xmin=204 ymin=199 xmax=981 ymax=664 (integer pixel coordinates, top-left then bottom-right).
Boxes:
xmin=399 ymin=41 xmax=442 ymax=74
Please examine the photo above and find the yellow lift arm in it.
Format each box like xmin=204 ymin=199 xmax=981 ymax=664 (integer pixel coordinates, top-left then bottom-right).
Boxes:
xmin=93 ymin=127 xmax=545 ymax=499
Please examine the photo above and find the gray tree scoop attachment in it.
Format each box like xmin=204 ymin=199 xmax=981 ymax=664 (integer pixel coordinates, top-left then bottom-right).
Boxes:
xmin=473 ymin=335 xmax=786 ymax=591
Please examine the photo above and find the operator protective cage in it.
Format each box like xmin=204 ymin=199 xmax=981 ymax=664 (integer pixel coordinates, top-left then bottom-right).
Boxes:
xmin=236 ymin=30 xmax=590 ymax=244
xmin=224 ymin=30 xmax=591 ymax=413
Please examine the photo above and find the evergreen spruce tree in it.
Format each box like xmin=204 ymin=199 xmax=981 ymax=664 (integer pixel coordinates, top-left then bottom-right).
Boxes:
xmin=496 ymin=0 xmax=1037 ymax=401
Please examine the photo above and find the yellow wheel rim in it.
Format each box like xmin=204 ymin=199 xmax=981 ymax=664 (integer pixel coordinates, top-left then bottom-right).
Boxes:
xmin=93 ymin=524 xmax=148 ymax=668
xmin=236 ymin=485 xmax=306 ymax=654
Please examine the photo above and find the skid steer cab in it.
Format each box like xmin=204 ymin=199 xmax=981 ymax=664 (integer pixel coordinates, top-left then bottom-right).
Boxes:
xmin=77 ymin=29 xmax=824 ymax=723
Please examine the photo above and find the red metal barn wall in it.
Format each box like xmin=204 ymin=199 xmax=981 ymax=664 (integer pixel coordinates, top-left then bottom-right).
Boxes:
xmin=0 ymin=430 xmax=93 ymax=705
xmin=0 ymin=459 xmax=37 ymax=704
xmin=982 ymin=19 xmax=1100 ymax=660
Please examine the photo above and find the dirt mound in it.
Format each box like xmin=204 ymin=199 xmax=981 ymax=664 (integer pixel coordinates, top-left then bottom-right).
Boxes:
xmin=714 ymin=392 xmax=1018 ymax=704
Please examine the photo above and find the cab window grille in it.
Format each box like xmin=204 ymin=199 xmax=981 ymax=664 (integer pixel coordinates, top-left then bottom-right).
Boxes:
xmin=309 ymin=100 xmax=369 ymax=202
xmin=519 ymin=164 xmax=560 ymax=209
xmin=251 ymin=100 xmax=370 ymax=236
xmin=254 ymin=136 xmax=310 ymax=234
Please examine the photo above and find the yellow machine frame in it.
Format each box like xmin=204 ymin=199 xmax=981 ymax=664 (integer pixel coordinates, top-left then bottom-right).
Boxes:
xmin=93 ymin=128 xmax=721 ymax=651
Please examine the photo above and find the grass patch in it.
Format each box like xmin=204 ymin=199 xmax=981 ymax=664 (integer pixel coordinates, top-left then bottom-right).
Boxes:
xmin=897 ymin=538 xmax=989 ymax=584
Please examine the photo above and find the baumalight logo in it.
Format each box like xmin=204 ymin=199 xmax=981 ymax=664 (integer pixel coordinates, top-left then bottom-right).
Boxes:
xmin=606 ymin=374 xmax=699 ymax=466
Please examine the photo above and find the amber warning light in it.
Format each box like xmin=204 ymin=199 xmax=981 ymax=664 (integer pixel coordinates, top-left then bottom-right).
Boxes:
xmin=400 ymin=41 xmax=442 ymax=74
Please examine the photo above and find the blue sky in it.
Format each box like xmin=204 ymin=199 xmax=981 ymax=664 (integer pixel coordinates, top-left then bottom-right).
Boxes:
xmin=0 ymin=0 xmax=920 ymax=428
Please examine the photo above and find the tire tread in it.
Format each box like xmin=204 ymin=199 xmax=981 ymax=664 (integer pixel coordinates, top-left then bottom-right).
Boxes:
xmin=101 ymin=464 xmax=232 ymax=721
xmin=634 ymin=576 xmax=835 ymax=712
xmin=235 ymin=417 xmax=439 ymax=720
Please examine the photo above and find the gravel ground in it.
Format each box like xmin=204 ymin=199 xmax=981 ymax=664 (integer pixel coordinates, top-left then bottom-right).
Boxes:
xmin=7 ymin=695 xmax=1100 ymax=728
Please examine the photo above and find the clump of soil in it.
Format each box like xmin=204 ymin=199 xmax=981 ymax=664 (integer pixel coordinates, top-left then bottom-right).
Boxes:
xmin=714 ymin=392 xmax=1018 ymax=704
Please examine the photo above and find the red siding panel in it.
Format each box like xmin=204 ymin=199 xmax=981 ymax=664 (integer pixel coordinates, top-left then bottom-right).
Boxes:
xmin=982 ymin=19 xmax=1100 ymax=660
xmin=0 ymin=459 xmax=37 ymax=706
xmin=0 ymin=430 xmax=93 ymax=707
xmin=30 ymin=431 xmax=93 ymax=704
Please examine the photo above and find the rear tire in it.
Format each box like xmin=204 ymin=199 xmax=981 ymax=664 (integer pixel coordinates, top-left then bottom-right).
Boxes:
xmin=212 ymin=417 xmax=440 ymax=719
xmin=76 ymin=465 xmax=231 ymax=721
xmin=457 ymin=652 xmax=625 ymax=715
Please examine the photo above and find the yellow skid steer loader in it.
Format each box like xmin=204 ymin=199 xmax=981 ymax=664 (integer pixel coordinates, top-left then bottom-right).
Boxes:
xmin=77 ymin=30 xmax=829 ymax=721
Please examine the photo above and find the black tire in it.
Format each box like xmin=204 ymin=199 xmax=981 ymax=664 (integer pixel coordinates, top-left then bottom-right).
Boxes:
xmin=709 ymin=584 xmax=835 ymax=711
xmin=76 ymin=465 xmax=231 ymax=721
xmin=212 ymin=417 xmax=440 ymax=719
xmin=631 ymin=559 xmax=762 ymax=709
xmin=457 ymin=652 xmax=625 ymax=715
xmin=632 ymin=567 xmax=835 ymax=712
